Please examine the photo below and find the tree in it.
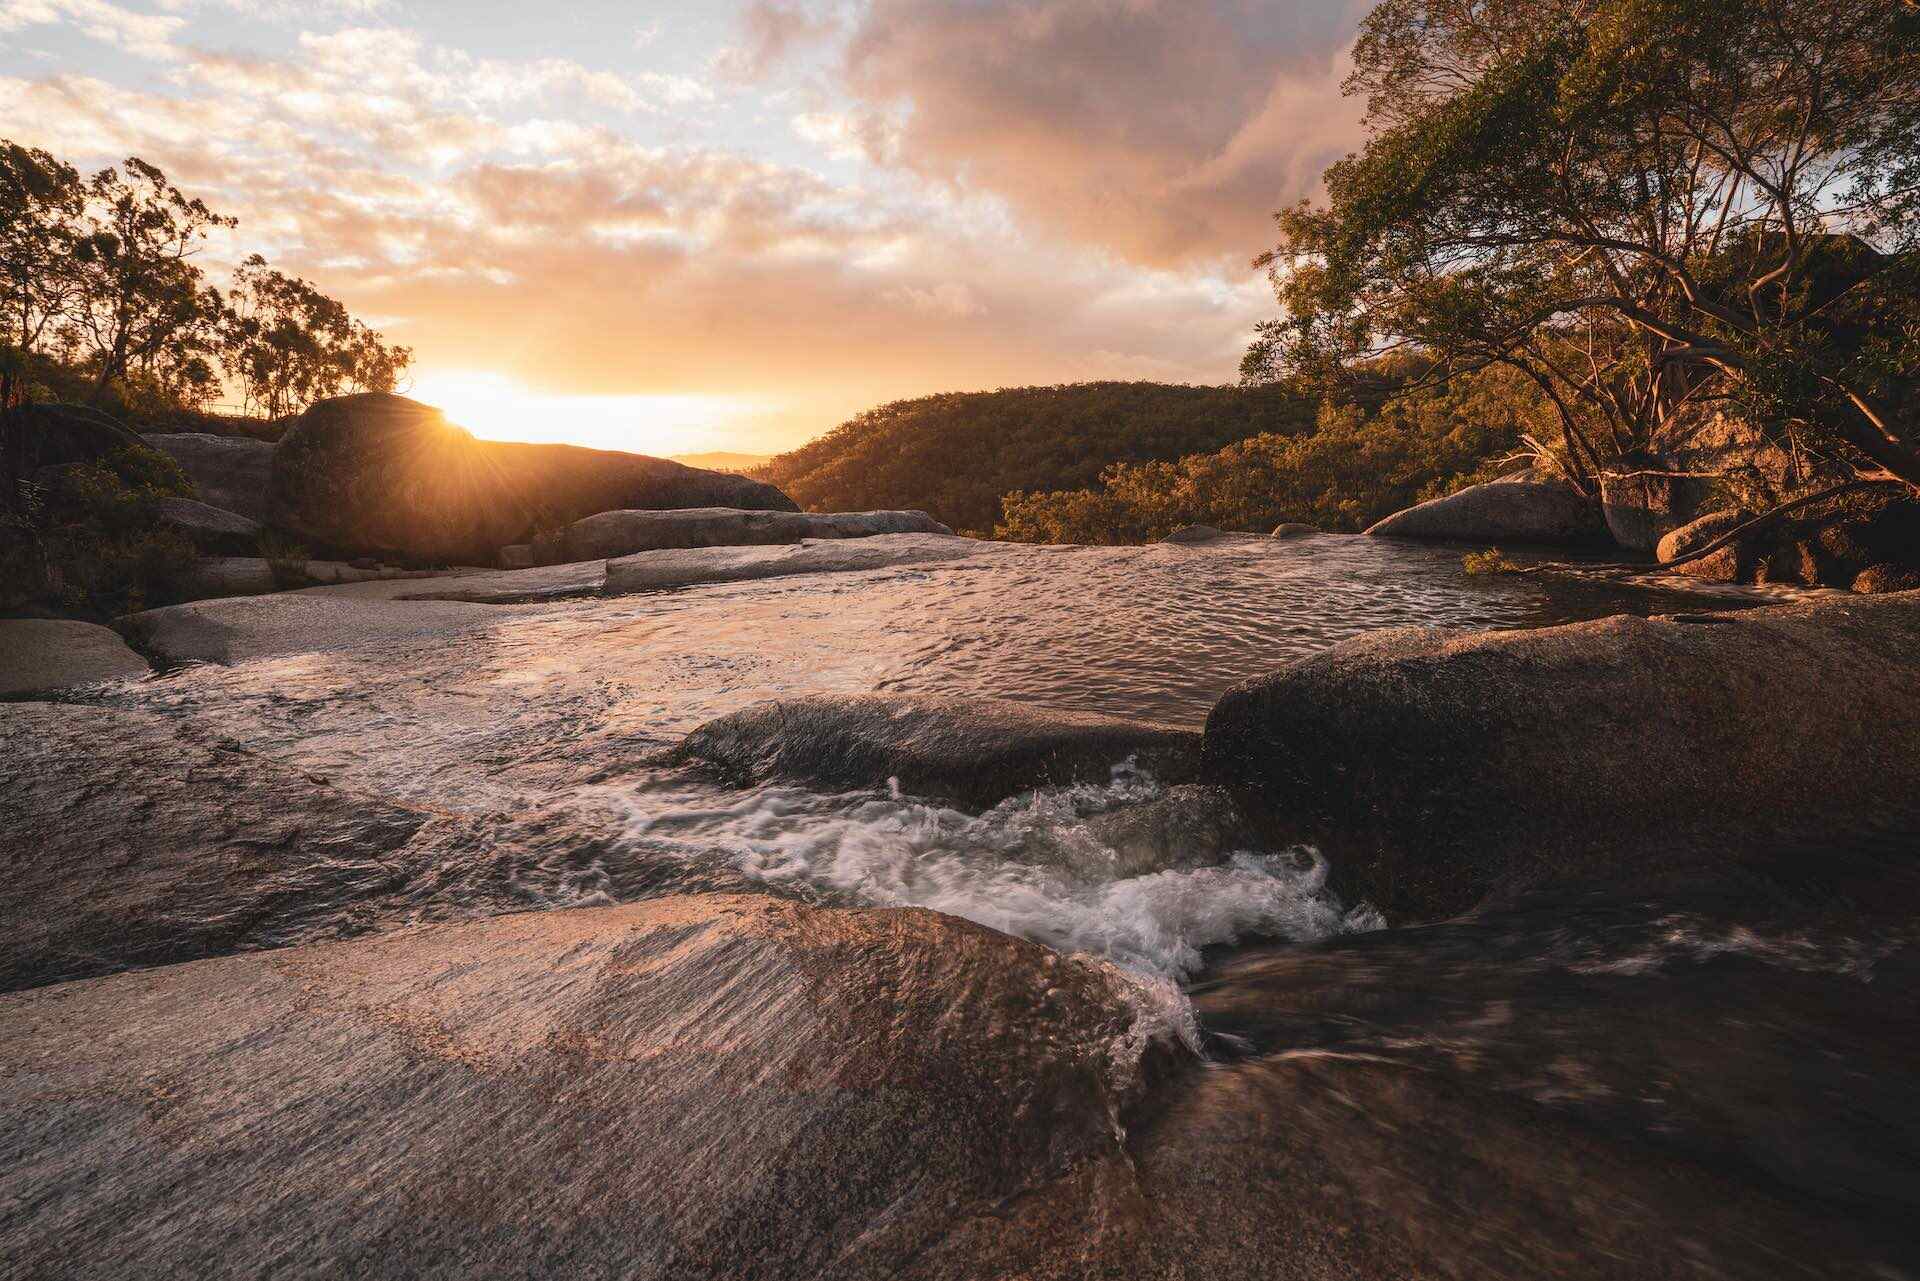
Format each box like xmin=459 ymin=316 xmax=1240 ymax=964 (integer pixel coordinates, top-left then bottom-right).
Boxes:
xmin=64 ymin=157 xmax=234 ymax=406
xmin=221 ymin=255 xmax=412 ymax=419
xmin=1250 ymin=0 xmax=1920 ymax=499
xmin=0 ymin=142 xmax=84 ymax=408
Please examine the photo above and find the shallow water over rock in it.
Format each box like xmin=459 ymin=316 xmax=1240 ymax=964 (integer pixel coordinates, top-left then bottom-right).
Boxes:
xmin=52 ymin=535 xmax=1810 ymax=988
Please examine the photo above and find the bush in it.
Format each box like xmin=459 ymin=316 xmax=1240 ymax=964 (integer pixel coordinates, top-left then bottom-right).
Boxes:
xmin=996 ymin=368 xmax=1532 ymax=543
xmin=2 ymin=444 xmax=201 ymax=617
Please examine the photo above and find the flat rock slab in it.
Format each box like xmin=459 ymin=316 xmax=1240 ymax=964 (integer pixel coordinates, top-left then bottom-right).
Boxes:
xmin=606 ymin=532 xmax=992 ymax=593
xmin=394 ymin=559 xmax=608 ymax=602
xmin=672 ymin=693 xmax=1201 ymax=807
xmin=0 ymin=619 xmax=148 ymax=698
xmin=1202 ymin=591 xmax=1920 ymax=919
xmin=536 ymin=506 xmax=953 ymax=564
xmin=0 ymin=894 xmax=1158 ymax=1281
xmin=123 ymin=590 xmax=512 ymax=664
xmin=1366 ymin=478 xmax=1608 ymax=545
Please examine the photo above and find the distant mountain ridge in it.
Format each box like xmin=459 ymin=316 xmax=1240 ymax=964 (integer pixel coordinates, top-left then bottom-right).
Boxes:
xmin=669 ymin=451 xmax=772 ymax=474
xmin=757 ymin=382 xmax=1318 ymax=535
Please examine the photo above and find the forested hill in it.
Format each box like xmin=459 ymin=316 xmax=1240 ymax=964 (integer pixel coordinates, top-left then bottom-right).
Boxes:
xmin=756 ymin=382 xmax=1317 ymax=534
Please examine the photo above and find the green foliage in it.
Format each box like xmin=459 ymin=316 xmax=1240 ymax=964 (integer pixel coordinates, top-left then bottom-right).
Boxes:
xmin=1254 ymin=0 xmax=1920 ymax=495
xmin=2 ymin=444 xmax=198 ymax=617
xmin=1462 ymin=548 xmax=1524 ymax=575
xmin=757 ymin=382 xmax=1321 ymax=534
xmin=996 ymin=366 xmax=1530 ymax=543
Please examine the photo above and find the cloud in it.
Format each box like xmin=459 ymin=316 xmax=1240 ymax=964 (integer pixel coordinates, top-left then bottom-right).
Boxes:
xmin=840 ymin=0 xmax=1371 ymax=267
xmin=0 ymin=4 xmax=1286 ymax=449
xmin=0 ymin=0 xmax=185 ymax=60
xmin=715 ymin=0 xmax=839 ymax=83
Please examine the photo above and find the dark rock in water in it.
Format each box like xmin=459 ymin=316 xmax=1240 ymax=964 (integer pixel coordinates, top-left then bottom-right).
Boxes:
xmin=0 ymin=894 xmax=1171 ymax=1280
xmin=152 ymin=496 xmax=262 ymax=554
xmin=1077 ymin=784 xmax=1257 ymax=878
xmin=1365 ymin=478 xmax=1608 ymax=546
xmin=269 ymin=393 xmax=799 ymax=563
xmin=144 ymin=433 xmax=276 ymax=521
xmin=673 ymin=694 xmax=1201 ymax=807
xmin=0 ymin=620 xmax=149 ymax=698
xmin=1202 ymin=592 xmax=1920 ymax=920
xmin=533 ymin=506 xmax=954 ymax=565
xmin=1269 ymin=523 xmax=1318 ymax=539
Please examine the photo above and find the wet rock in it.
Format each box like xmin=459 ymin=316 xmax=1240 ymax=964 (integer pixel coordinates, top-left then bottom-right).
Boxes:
xmin=0 ymin=620 xmax=148 ymax=698
xmin=1365 ymin=478 xmax=1607 ymax=546
xmin=269 ymin=393 xmax=797 ymax=563
xmin=1102 ymin=865 xmax=1920 ymax=1281
xmin=0 ymin=703 xmax=440 ymax=992
xmin=1078 ymin=784 xmax=1257 ymax=877
xmin=0 ymin=893 xmax=1170 ymax=1280
xmin=1202 ymin=593 xmax=1920 ymax=920
xmin=152 ymin=496 xmax=262 ymax=554
xmin=1269 ymin=523 xmax=1318 ymax=539
xmin=604 ymin=532 xmax=991 ymax=593
xmin=143 ymin=433 xmax=276 ymax=521
xmin=532 ymin=507 xmax=953 ymax=566
xmin=673 ymin=694 xmax=1201 ymax=808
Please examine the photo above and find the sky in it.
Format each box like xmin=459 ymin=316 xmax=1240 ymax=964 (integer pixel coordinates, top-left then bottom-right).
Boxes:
xmin=1 ymin=0 xmax=1370 ymax=455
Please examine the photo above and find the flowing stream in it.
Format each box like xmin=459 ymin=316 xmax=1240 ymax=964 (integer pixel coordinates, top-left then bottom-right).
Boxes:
xmin=93 ymin=534 xmax=1821 ymax=996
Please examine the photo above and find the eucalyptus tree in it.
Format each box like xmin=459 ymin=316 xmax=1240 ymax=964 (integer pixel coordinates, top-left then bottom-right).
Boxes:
xmin=65 ymin=157 xmax=234 ymax=406
xmin=1247 ymin=0 xmax=1920 ymax=498
xmin=0 ymin=142 xmax=84 ymax=408
xmin=221 ymin=255 xmax=412 ymax=419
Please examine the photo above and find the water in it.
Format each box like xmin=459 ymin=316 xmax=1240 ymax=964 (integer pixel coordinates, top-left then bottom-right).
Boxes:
xmin=94 ymin=534 xmax=1810 ymax=985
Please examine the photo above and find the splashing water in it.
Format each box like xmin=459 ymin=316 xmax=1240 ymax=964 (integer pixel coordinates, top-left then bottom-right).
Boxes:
xmin=615 ymin=763 xmax=1385 ymax=985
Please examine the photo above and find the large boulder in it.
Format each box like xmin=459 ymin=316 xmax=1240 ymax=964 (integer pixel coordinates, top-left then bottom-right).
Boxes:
xmin=1364 ymin=478 xmax=1607 ymax=546
xmin=532 ymin=506 xmax=953 ymax=566
xmin=0 ymin=893 xmax=1170 ymax=1280
xmin=0 ymin=620 xmax=148 ymax=698
xmin=151 ymin=496 xmax=262 ymax=554
xmin=1656 ymin=507 xmax=1753 ymax=575
xmin=143 ymin=433 xmax=276 ymax=521
xmin=269 ymin=393 xmax=799 ymax=563
xmin=1202 ymin=592 xmax=1920 ymax=920
xmin=672 ymin=694 xmax=1201 ymax=807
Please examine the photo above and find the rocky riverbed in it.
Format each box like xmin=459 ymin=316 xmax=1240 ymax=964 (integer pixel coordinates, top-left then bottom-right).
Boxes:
xmin=2 ymin=534 xmax=1915 ymax=1279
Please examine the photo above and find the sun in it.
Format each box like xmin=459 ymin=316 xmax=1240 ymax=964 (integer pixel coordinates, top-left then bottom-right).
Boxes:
xmin=407 ymin=371 xmax=756 ymax=458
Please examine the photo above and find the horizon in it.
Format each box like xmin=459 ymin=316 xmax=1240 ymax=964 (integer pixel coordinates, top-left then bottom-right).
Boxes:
xmin=0 ymin=0 xmax=1367 ymax=456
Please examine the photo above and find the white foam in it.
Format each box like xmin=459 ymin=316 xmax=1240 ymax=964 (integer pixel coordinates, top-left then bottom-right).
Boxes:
xmin=617 ymin=766 xmax=1381 ymax=984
